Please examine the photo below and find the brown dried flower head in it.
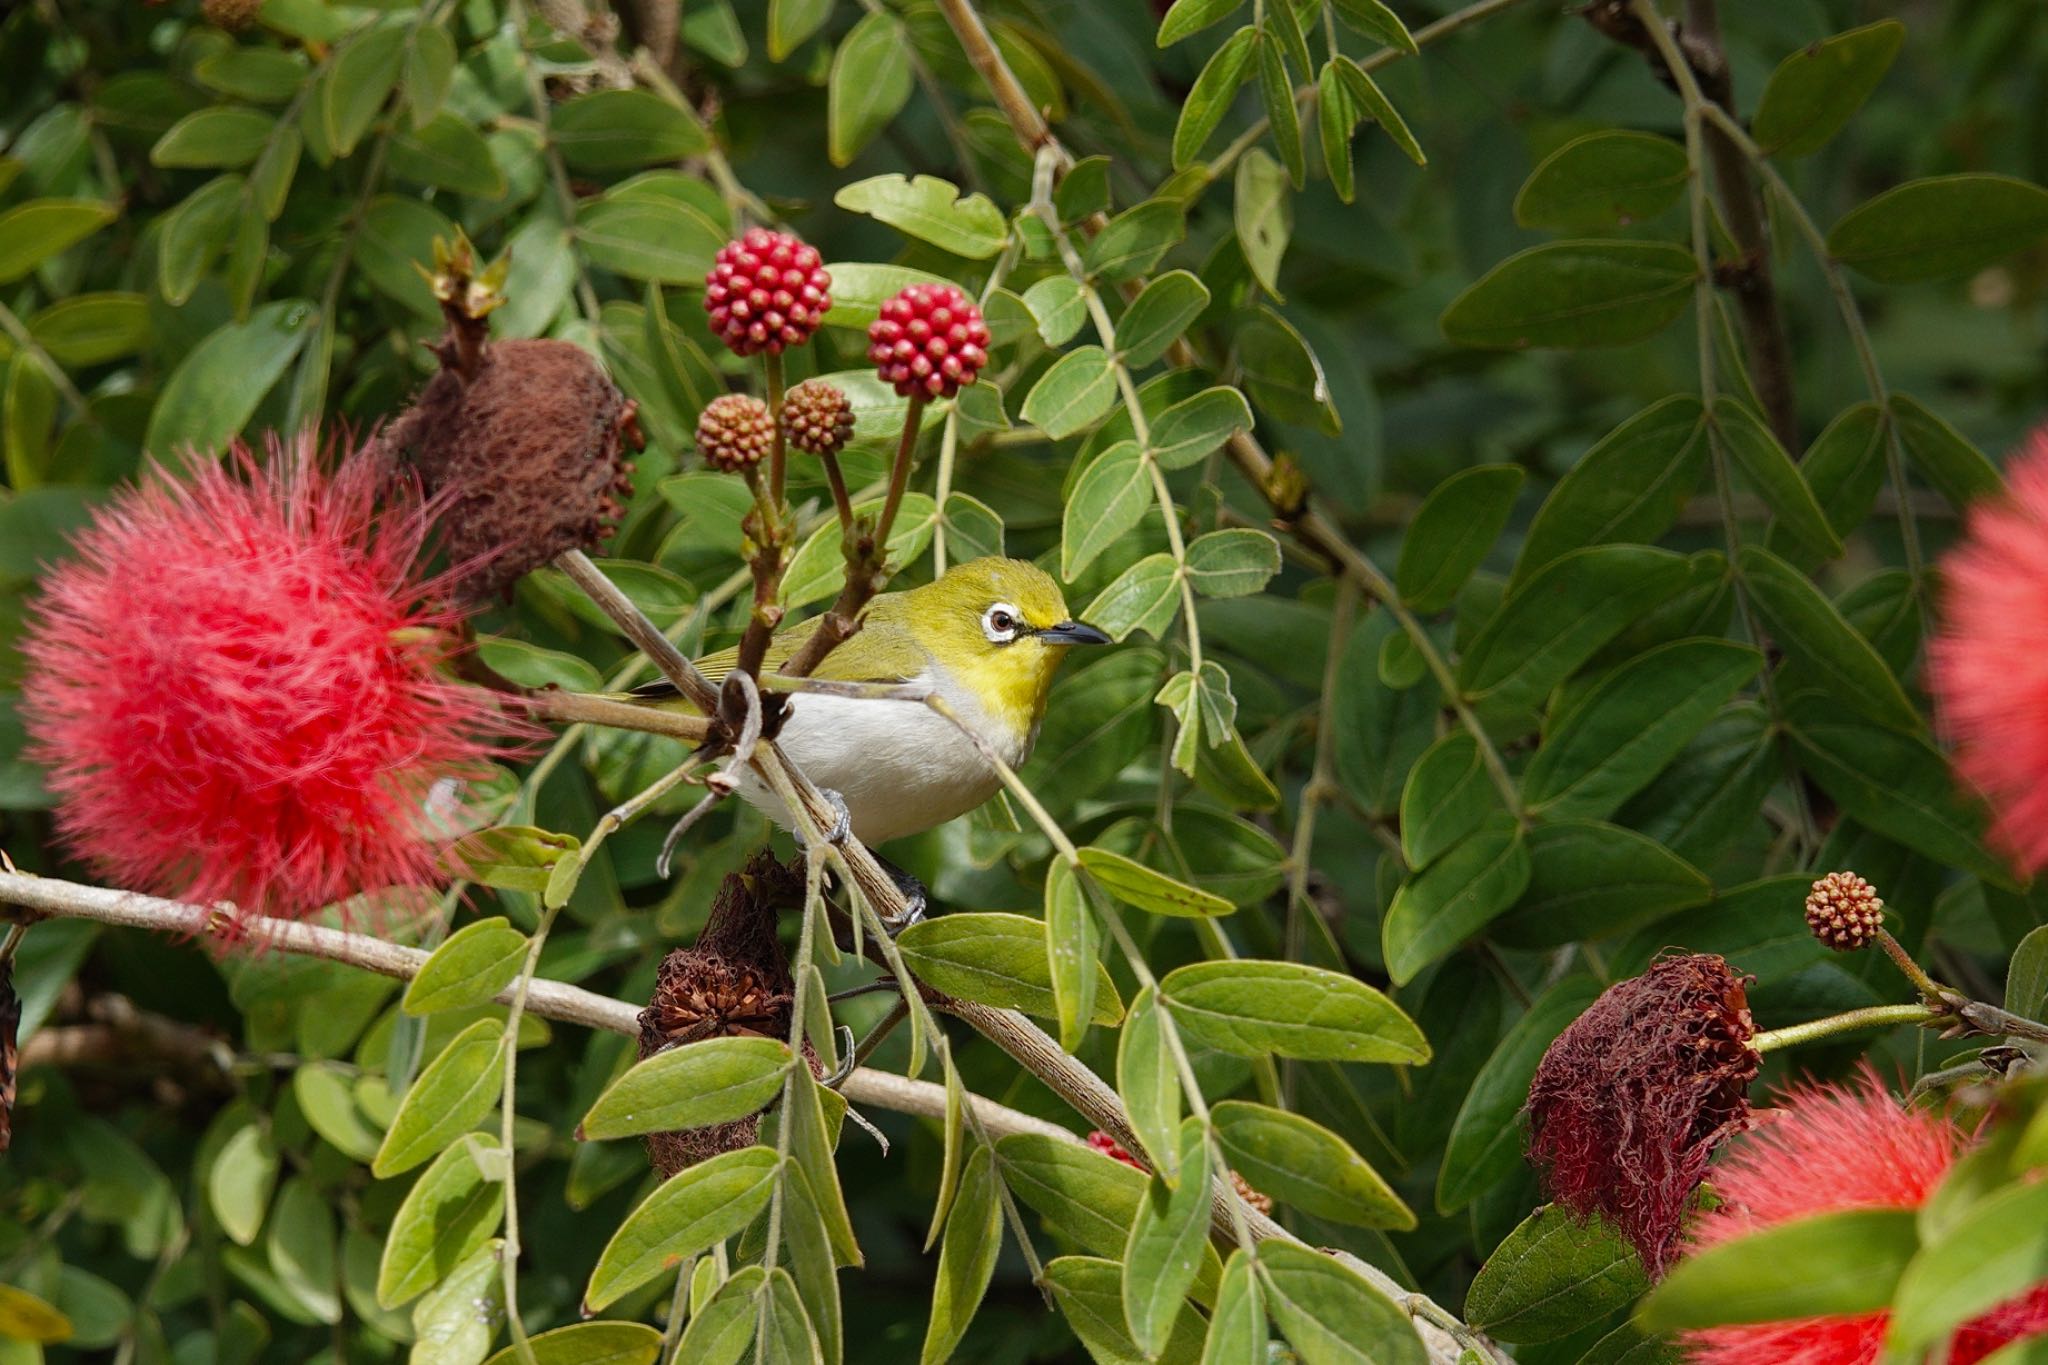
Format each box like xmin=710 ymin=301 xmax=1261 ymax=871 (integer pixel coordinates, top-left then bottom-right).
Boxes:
xmin=637 ymin=853 xmax=809 ymax=1177
xmin=380 ymin=338 xmax=639 ymax=600
xmin=780 ymin=379 xmax=856 ymax=458
xmin=201 ymin=0 xmax=261 ymax=30
xmin=1526 ymin=953 xmax=1760 ymax=1275
xmin=1805 ymin=870 xmax=1885 ymax=952
xmin=696 ymin=394 xmax=775 ymax=474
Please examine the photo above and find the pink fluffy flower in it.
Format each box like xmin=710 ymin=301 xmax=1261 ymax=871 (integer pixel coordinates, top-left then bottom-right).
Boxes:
xmin=1681 ymin=1073 xmax=2048 ymax=1365
xmin=1931 ymin=424 xmax=2048 ymax=873
xmin=20 ymin=433 xmax=522 ymax=942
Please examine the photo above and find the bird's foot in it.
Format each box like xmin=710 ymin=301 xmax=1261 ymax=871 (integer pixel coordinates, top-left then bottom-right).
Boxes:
xmin=877 ymin=858 xmax=928 ymax=936
xmin=796 ymin=787 xmax=853 ymax=849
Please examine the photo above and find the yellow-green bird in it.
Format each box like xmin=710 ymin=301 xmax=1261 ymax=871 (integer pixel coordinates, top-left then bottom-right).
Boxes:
xmin=632 ymin=557 xmax=1109 ymax=848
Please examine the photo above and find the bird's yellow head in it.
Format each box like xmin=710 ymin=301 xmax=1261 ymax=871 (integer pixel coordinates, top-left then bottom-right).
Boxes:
xmin=900 ymin=557 xmax=1110 ymax=729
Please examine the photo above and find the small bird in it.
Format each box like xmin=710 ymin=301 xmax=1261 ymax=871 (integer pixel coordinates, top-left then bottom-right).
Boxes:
xmin=630 ymin=557 xmax=1110 ymax=849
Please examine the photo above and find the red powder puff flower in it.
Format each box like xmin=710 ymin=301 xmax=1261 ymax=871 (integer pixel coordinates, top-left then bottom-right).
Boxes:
xmin=1681 ymin=1073 xmax=2048 ymax=1365
xmin=1932 ymin=423 xmax=2048 ymax=874
xmin=20 ymin=433 xmax=523 ymax=942
xmin=1526 ymin=953 xmax=1759 ymax=1275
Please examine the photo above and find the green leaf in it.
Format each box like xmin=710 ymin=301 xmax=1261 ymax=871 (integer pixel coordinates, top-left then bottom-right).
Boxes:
xmin=209 ymin=1121 xmax=279 ymax=1247
xmin=1890 ymin=394 xmax=2003 ymax=509
xmin=1062 ymin=441 xmax=1151 ymax=580
xmin=576 ymin=196 xmax=723 ymax=283
xmin=1754 ymin=20 xmax=1906 ymax=157
xmin=998 ymin=1135 xmax=1152 ymax=1262
xmin=195 ymin=48 xmax=309 ymax=103
xmin=1024 ymin=275 xmax=1089 ymax=347
xmin=1329 ymin=0 xmax=1417 ymax=52
xmin=1460 ymin=545 xmax=1691 ymax=718
xmin=1025 ymin=345 xmax=1119 ymax=440
xmin=1087 ymin=554 xmax=1183 ymax=642
xmin=1638 ymin=1208 xmax=1918 ymax=1331
xmin=268 ymin=1176 xmax=340 ymax=1324
xmin=1203 ymin=1251 xmax=1267 ymax=1365
xmin=1213 ymin=1101 xmax=1411 ymax=1229
xmin=1525 ymin=639 xmax=1762 ymax=819
xmin=1174 ymin=27 xmax=1259 ymax=169
xmin=1256 ymin=33 xmax=1305 ymax=189
xmin=941 ymin=491 xmax=1006 ymax=562
xmin=1441 ymin=241 xmax=1697 ymax=350
xmin=1575 ymin=1322 xmax=1679 ymax=1365
xmin=1785 ymin=695 xmax=2013 ymax=888
xmin=293 ymin=1062 xmax=383 ymax=1161
xmin=2008 ymin=925 xmax=2048 ymax=1021
xmin=672 ymin=1266 xmax=764 ymax=1365
xmin=897 ymin=911 xmax=1122 ymax=1024
xmin=1149 ymin=386 xmax=1252 ymax=470
xmin=1158 ymin=0 xmax=1242 ymax=46
xmin=835 ymin=174 xmax=1007 ymax=259
xmin=1888 ymin=1175 xmax=2048 ymax=1355
xmin=1514 ymin=397 xmax=1709 ymax=586
xmin=1160 ymin=959 xmax=1430 ymax=1063
xmin=1080 ymin=846 xmax=1234 ymax=917
xmin=583 ymin=1147 xmax=780 ymax=1311
xmin=579 ymin=1037 xmax=791 ymax=1140
xmin=377 ymin=1137 xmax=505 ymax=1309
xmin=371 ymin=1018 xmax=504 ymax=1178
xmin=3 ymin=357 xmax=53 ymax=488
xmin=450 ymin=826 xmax=580 ymax=896
xmin=1046 ymin=859 xmax=1101 ymax=1052
xmin=921 ymin=1144 xmax=1003 ymax=1364
xmin=249 ymin=124 xmax=300 ymax=221
xmin=1124 ymin=1119 xmax=1213 ymax=1356
xmin=1715 ymin=398 xmax=1843 ymax=560
xmin=1330 ymin=56 xmax=1424 ymax=167
xmin=0 ymin=198 xmax=116 ymax=284
xmin=1396 ymin=464 xmax=1523 ymax=612
xmin=401 ymin=918 xmax=528 ymax=1017
xmin=1828 ymin=174 xmax=2048 ymax=283
xmin=553 ymin=89 xmax=707 ymax=171
xmin=778 ymin=1156 xmax=841 ymax=1365
xmin=387 ymin=114 xmax=504 ymax=197
xmin=1234 ymin=148 xmax=1291 ymax=295
xmin=404 ymin=24 xmax=455 ymax=127
xmin=827 ymin=13 xmax=914 ymax=167
xmin=480 ymin=1322 xmax=663 ymax=1365
xmin=1737 ymin=546 xmax=1917 ymax=731
xmin=1117 ymin=988 xmax=1182 ymax=1184
xmin=1046 ymin=1256 xmax=1211 ymax=1364
xmin=781 ymin=492 xmax=938 ymax=607
xmin=151 ymin=107 xmax=275 ymax=168
xmin=1398 ymin=732 xmax=1495 ymax=872
xmin=1185 ymin=528 xmax=1280 ymax=598
xmin=410 ymin=1239 xmax=502 ymax=1364
xmin=1085 ymin=201 xmax=1186 ymax=283
xmin=768 ymin=0 xmax=834 ymax=60
xmin=1437 ymin=977 xmax=1603 ymax=1211
xmin=0 ymin=1284 xmax=71 ymax=1345
xmin=475 ymin=637 xmax=604 ymax=692
xmin=1317 ymin=60 xmax=1357 ymax=203
xmin=1238 ymin=306 xmax=1338 ymax=433
xmin=145 ymin=300 xmax=313 ymax=459
xmin=1467 ymin=1205 xmax=1647 ymax=1344
xmin=1259 ymin=1240 xmax=1426 ymax=1365
xmin=820 ymin=262 xmax=953 ymax=330
xmin=27 ymin=292 xmax=150 ymax=366
xmin=1119 ymin=271 xmax=1210 ymax=367
xmin=1514 ymin=131 xmax=1688 ymax=232
xmin=1492 ymin=819 xmax=1713 ymax=948
xmin=322 ymin=24 xmax=406 ymax=156
xmin=1382 ymin=814 xmax=1532 ymax=985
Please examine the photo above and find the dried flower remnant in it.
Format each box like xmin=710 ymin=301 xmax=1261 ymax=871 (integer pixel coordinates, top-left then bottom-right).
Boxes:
xmin=1526 ymin=953 xmax=1759 ymax=1275
xmin=1680 ymin=1073 xmax=2048 ymax=1365
xmin=19 ymin=435 xmax=523 ymax=940
xmin=1804 ymin=871 xmax=1885 ymax=952
xmin=637 ymin=854 xmax=808 ymax=1177
xmin=1931 ymin=423 xmax=2048 ymax=873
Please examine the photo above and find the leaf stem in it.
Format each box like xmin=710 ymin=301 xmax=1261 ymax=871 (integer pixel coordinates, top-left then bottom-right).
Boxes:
xmin=1751 ymin=1003 xmax=1939 ymax=1053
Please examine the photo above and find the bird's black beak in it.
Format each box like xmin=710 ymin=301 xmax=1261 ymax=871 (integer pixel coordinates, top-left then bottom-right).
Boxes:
xmin=1038 ymin=620 xmax=1112 ymax=646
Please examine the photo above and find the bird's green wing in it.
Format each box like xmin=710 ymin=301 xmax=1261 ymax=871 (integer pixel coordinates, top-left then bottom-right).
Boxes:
xmin=624 ymin=592 xmax=924 ymax=705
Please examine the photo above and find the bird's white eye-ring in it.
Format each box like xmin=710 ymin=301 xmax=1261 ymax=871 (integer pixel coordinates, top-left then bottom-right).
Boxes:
xmin=981 ymin=602 xmax=1022 ymax=643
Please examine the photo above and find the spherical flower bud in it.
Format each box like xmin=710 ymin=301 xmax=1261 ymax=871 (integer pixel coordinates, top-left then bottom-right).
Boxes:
xmin=1526 ymin=953 xmax=1759 ymax=1275
xmin=380 ymin=337 xmax=639 ymax=601
xmin=696 ymin=394 xmax=775 ymax=474
xmin=868 ymin=283 xmax=990 ymax=399
xmin=1805 ymin=870 xmax=1885 ymax=952
xmin=1932 ymin=424 xmax=2048 ymax=874
xmin=780 ymin=379 xmax=856 ymax=458
xmin=703 ymin=229 xmax=831 ymax=357
xmin=19 ymin=434 xmax=526 ymax=942
xmin=1681 ymin=1071 xmax=2048 ymax=1365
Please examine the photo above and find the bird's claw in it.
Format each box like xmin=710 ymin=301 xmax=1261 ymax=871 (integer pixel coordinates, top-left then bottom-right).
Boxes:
xmin=818 ymin=1026 xmax=859 ymax=1090
xmin=879 ymin=861 xmax=928 ymax=936
xmin=797 ymin=788 xmax=853 ymax=850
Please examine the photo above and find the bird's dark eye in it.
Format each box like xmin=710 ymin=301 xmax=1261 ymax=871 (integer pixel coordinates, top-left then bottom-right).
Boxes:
xmin=990 ymin=610 xmax=1014 ymax=631
xmin=982 ymin=603 xmax=1023 ymax=642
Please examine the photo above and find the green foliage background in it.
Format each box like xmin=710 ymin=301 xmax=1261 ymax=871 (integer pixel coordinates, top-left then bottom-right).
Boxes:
xmin=3 ymin=0 xmax=2048 ymax=1361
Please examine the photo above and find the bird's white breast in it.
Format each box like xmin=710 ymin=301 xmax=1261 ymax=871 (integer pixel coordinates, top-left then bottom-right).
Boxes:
xmin=735 ymin=669 xmax=1030 ymax=846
